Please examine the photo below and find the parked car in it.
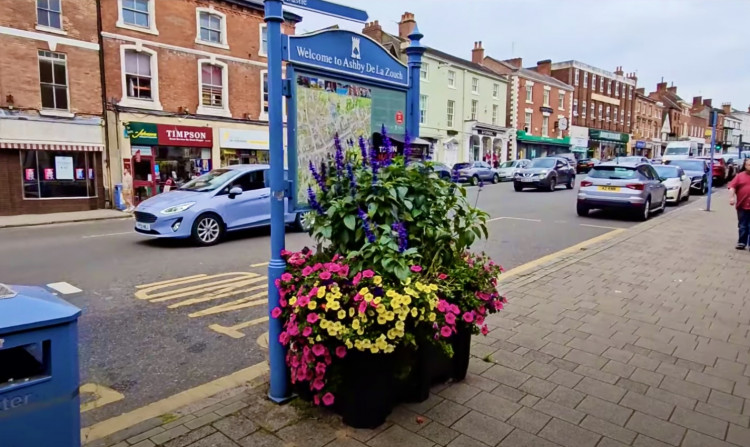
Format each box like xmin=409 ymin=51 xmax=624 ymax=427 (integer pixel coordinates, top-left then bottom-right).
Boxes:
xmin=662 ymin=141 xmax=699 ymax=162
xmin=452 ymin=161 xmax=499 ymax=185
xmin=134 ymin=165 xmax=304 ymax=246
xmin=612 ymin=156 xmax=651 ymax=164
xmin=555 ymin=153 xmax=578 ymax=165
xmin=721 ymin=154 xmax=738 ymax=180
xmin=664 ymin=159 xmax=709 ymax=195
xmin=696 ymin=156 xmax=728 ymax=184
xmin=651 ymin=155 xmax=663 ymax=165
xmin=577 ymin=162 xmax=667 ymax=220
xmin=495 ymin=159 xmax=530 ymax=181
xmin=576 ymin=158 xmax=600 ymax=174
xmin=430 ymin=162 xmax=452 ymax=179
xmin=654 ymin=165 xmax=690 ymax=204
xmin=514 ymin=157 xmax=576 ymax=192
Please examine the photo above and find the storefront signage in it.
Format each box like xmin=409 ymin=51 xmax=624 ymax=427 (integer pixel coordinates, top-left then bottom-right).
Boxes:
xmin=25 ymin=169 xmax=35 ymax=181
xmin=635 ymin=141 xmax=646 ymax=149
xmin=55 ymin=156 xmax=74 ymax=180
xmin=158 ymin=125 xmax=213 ymax=148
xmin=540 ymin=107 xmax=554 ymax=114
xmin=44 ymin=168 xmax=54 ymax=180
xmin=285 ymin=29 xmax=409 ymax=87
xmin=127 ymin=123 xmax=158 ymax=145
xmin=395 ymin=111 xmax=404 ymax=125
xmin=281 ymin=0 xmax=368 ymax=22
xmin=131 ymin=146 xmax=152 ymax=157
xmin=220 ymin=128 xmax=270 ymax=150
xmin=589 ymin=129 xmax=629 ymax=143
xmin=570 ymin=137 xmax=589 ymax=148
xmin=477 ymin=129 xmax=497 ymax=137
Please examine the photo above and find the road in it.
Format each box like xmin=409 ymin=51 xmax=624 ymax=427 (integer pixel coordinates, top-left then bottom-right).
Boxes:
xmin=0 ymin=179 xmax=686 ymax=426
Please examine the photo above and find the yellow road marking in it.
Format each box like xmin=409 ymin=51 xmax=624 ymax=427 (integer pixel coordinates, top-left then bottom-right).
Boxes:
xmin=81 ymin=362 xmax=269 ymax=444
xmin=500 ymin=228 xmax=625 ymax=282
xmin=135 ymin=274 xmax=208 ymax=289
xmin=209 ymin=317 xmax=269 ymax=339
xmin=80 ymin=383 xmax=124 ymax=413
xmin=135 ymin=272 xmax=260 ymax=302
xmin=257 ymin=331 xmax=269 ymax=349
xmin=189 ymin=295 xmax=267 ymax=318
xmin=167 ymin=283 xmax=267 ymax=309
xmin=250 ymin=262 xmax=269 ymax=268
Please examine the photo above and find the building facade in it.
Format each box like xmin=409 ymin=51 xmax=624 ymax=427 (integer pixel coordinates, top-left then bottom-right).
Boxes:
xmin=100 ymin=0 xmax=300 ymax=206
xmin=551 ymin=62 xmax=636 ymax=160
xmin=479 ymin=56 xmax=574 ymax=160
xmin=731 ymin=106 xmax=750 ymax=151
xmin=0 ymin=0 xmax=105 ymax=216
xmin=633 ymin=89 xmax=664 ymax=158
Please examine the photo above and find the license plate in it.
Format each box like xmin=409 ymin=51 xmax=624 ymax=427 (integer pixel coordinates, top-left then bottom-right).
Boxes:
xmin=521 ymin=178 xmax=534 ymax=182
xmin=597 ymin=186 xmax=620 ymax=192
xmin=135 ymin=222 xmax=151 ymax=231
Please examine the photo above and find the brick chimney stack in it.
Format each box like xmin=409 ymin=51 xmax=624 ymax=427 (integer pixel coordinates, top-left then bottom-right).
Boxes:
xmin=636 ymin=87 xmax=645 ymax=95
xmin=703 ymin=99 xmax=712 ymax=108
xmin=504 ymin=57 xmax=523 ymax=68
xmin=362 ymin=20 xmax=383 ymax=42
xmin=693 ymin=96 xmax=702 ymax=107
xmin=535 ymin=59 xmax=552 ymax=76
xmin=722 ymin=103 xmax=732 ymax=115
xmin=398 ymin=12 xmax=416 ymax=40
xmin=471 ymin=41 xmax=485 ymax=64
xmin=628 ymin=72 xmax=638 ymax=83
xmin=667 ymin=86 xmax=677 ymax=94
xmin=657 ymin=82 xmax=668 ymax=92
xmin=614 ymin=66 xmax=624 ymax=76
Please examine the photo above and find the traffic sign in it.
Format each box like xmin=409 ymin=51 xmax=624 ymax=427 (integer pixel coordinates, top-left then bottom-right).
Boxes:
xmin=281 ymin=0 xmax=368 ymax=22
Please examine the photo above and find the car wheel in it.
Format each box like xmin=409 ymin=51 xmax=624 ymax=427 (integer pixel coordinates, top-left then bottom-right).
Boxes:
xmin=566 ymin=176 xmax=575 ymax=189
xmin=675 ymin=189 xmax=681 ymax=204
xmin=639 ymin=198 xmax=651 ymax=221
xmin=683 ymin=189 xmax=690 ymax=201
xmin=701 ymin=180 xmax=708 ymax=195
xmin=492 ymin=174 xmax=500 ymax=184
xmin=659 ymin=194 xmax=667 ymax=212
xmin=548 ymin=177 xmax=557 ymax=192
xmin=294 ymin=211 xmax=312 ymax=232
xmin=576 ymin=203 xmax=589 ymax=217
xmin=514 ymin=182 xmax=524 ymax=192
xmin=191 ymin=213 xmax=223 ymax=246
xmin=470 ymin=175 xmax=479 ymax=186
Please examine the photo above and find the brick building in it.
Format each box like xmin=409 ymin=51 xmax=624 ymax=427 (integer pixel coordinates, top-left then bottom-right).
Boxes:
xmin=550 ymin=62 xmax=637 ymax=159
xmin=100 ymin=0 xmax=300 ymax=205
xmin=633 ymin=88 xmax=664 ymax=158
xmin=477 ymin=54 xmax=574 ymax=160
xmin=0 ymin=0 xmax=105 ymax=216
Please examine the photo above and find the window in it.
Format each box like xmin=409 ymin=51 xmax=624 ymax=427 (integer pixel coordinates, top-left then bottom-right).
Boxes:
xmin=524 ymin=112 xmax=532 ymax=132
xmin=600 ymin=77 xmax=604 ymax=93
xmin=615 ymin=82 xmax=619 ymax=97
xmin=470 ymin=100 xmax=478 ymax=120
xmin=198 ymin=62 xmax=229 ymax=116
xmin=559 ymin=92 xmax=565 ymax=110
xmin=471 ymin=77 xmax=479 ymax=94
xmin=262 ymin=71 xmax=268 ymax=116
xmin=447 ymin=100 xmax=455 ymax=127
xmin=420 ymin=95 xmax=428 ymax=124
xmin=525 ymin=84 xmax=533 ymax=103
xmin=420 ymin=63 xmax=429 ymax=81
xmin=492 ymin=105 xmax=498 ymax=125
xmin=572 ymin=99 xmax=578 ymax=116
xmin=38 ymin=51 xmax=68 ymax=111
xmin=607 ymin=80 xmax=611 ymax=95
xmin=636 ymin=102 xmax=640 ymax=113
xmin=606 ymin=106 xmax=610 ymax=121
xmin=118 ymin=0 xmax=157 ymax=34
xmin=543 ymin=90 xmax=550 ymax=107
xmin=628 ymin=86 xmax=632 ymax=99
xmin=583 ymin=72 xmax=588 ymax=88
xmin=574 ymin=69 xmax=579 ymax=86
xmin=447 ymin=70 xmax=456 ymax=88
xmin=37 ymin=0 xmax=62 ymax=30
xmin=21 ymin=150 xmax=97 ymax=199
xmin=259 ymin=24 xmax=268 ymax=57
xmin=493 ymin=83 xmax=499 ymax=99
xmin=591 ymin=102 xmax=595 ymax=118
xmin=614 ymin=107 xmax=618 ymax=122
xmin=598 ymin=104 xmax=603 ymax=119
xmin=591 ymin=74 xmax=597 ymax=89
xmin=196 ymin=9 xmax=227 ymax=48
xmin=542 ymin=116 xmax=549 ymax=137
xmin=582 ymin=100 xmax=587 ymax=118
xmin=124 ymin=50 xmax=152 ymax=100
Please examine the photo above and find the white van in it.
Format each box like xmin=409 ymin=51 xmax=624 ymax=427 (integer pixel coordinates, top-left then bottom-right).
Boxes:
xmin=663 ymin=141 xmax=699 ymax=162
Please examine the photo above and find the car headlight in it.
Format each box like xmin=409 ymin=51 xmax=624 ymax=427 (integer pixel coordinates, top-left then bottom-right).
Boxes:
xmin=538 ymin=170 xmax=548 ymax=176
xmin=160 ymin=202 xmax=196 ymax=215
xmin=667 ymin=186 xmax=679 ymax=190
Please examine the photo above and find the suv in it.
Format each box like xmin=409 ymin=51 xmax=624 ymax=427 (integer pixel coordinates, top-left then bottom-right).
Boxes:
xmin=514 ymin=157 xmax=576 ymax=192
xmin=452 ymin=161 xmax=499 ymax=185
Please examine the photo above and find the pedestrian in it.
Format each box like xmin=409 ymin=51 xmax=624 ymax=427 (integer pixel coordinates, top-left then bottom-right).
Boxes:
xmin=122 ymin=168 xmax=135 ymax=213
xmin=729 ymin=158 xmax=750 ymax=249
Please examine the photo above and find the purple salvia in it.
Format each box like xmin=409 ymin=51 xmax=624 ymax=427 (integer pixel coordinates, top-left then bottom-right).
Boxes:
xmin=308 ymin=161 xmax=328 ymax=193
xmin=334 ymin=134 xmax=344 ymax=175
xmin=403 ymin=132 xmax=412 ymax=165
xmin=392 ymin=222 xmax=408 ymax=253
xmin=358 ymin=136 xmax=369 ymax=165
xmin=307 ymin=187 xmax=325 ymax=215
xmin=346 ymin=162 xmax=356 ymax=192
xmin=358 ymin=208 xmax=376 ymax=243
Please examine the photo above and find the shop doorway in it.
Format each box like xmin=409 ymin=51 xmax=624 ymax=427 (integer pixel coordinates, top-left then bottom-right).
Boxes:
xmin=132 ymin=155 xmax=156 ymax=204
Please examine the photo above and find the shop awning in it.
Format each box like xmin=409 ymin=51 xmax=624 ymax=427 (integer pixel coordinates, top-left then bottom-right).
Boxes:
xmin=383 ymin=133 xmax=432 ymax=146
xmin=571 ymin=147 xmax=588 ymax=153
xmin=516 ymin=130 xmax=571 ymax=147
xmin=0 ymin=142 xmax=103 ymax=151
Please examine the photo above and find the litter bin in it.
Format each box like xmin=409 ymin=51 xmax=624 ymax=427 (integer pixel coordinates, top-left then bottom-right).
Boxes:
xmin=113 ymin=183 xmax=124 ymax=210
xmin=0 ymin=284 xmax=82 ymax=447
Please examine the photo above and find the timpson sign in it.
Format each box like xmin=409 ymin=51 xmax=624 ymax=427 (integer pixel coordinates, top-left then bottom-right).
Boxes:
xmin=157 ymin=125 xmax=213 ymax=147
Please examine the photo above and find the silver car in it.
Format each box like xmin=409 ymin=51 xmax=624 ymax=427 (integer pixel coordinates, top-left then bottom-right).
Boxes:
xmin=495 ymin=159 xmax=530 ymax=181
xmin=577 ymin=162 xmax=667 ymax=221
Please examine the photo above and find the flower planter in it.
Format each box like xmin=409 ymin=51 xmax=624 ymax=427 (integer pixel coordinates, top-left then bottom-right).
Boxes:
xmin=450 ymin=325 xmax=472 ymax=382
xmin=293 ymin=380 xmax=314 ymax=403
xmin=336 ymin=350 xmax=397 ymax=429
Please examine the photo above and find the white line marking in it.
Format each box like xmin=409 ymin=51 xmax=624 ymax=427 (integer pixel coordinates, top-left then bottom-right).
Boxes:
xmin=488 ymin=216 xmax=543 ymax=223
xmin=82 ymin=232 xmax=133 ymax=239
xmin=47 ymin=282 xmax=82 ymax=294
xmin=579 ymin=224 xmax=623 ymax=230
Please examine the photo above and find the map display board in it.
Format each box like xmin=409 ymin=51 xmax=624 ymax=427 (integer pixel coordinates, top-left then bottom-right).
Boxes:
xmin=295 ymin=71 xmax=406 ymax=204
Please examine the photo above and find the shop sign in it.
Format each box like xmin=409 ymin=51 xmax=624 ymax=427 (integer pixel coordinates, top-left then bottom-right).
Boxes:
xmin=127 ymin=122 xmax=158 ymax=145
xmin=540 ymin=106 xmax=554 ymax=114
xmin=25 ymin=169 xmax=35 ymax=181
xmin=219 ymin=128 xmax=269 ymax=150
xmin=55 ymin=156 xmax=74 ymax=180
xmin=158 ymin=125 xmax=213 ymax=147
xmin=635 ymin=141 xmax=646 ymax=149
xmin=477 ymin=129 xmax=497 ymax=137
xmin=589 ymin=129 xmax=629 ymax=143
xmin=570 ymin=137 xmax=589 ymax=148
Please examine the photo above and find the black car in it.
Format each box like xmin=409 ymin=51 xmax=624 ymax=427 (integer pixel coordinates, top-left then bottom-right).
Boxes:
xmin=514 ymin=157 xmax=576 ymax=192
xmin=576 ymin=158 xmax=600 ymax=173
xmin=664 ymin=159 xmax=709 ymax=195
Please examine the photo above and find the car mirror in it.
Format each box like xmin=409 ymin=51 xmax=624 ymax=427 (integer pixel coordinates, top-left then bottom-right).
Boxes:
xmin=229 ymin=186 xmax=243 ymax=198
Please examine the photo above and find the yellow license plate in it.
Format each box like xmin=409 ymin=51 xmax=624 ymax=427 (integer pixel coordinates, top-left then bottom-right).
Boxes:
xmin=597 ymin=186 xmax=620 ymax=192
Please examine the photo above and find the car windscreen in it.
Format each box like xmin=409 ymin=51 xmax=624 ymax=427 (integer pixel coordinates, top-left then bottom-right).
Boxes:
xmin=654 ymin=166 xmax=680 ymax=179
xmin=667 ymin=160 xmax=704 ymax=171
xmin=453 ymin=163 xmax=471 ymax=170
xmin=616 ymin=157 xmax=642 ymax=163
xmin=498 ymin=161 xmax=515 ymax=168
xmin=530 ymin=158 xmax=555 ymax=168
xmin=180 ymin=169 xmax=237 ymax=192
xmin=589 ymin=166 xmax=637 ymax=179
xmin=665 ymin=146 xmax=690 ymax=155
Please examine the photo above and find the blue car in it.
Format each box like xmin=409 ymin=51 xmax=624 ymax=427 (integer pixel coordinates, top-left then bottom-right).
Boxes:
xmin=133 ymin=165 xmax=304 ymax=245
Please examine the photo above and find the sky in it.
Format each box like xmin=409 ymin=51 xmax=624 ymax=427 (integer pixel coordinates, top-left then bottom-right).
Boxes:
xmin=284 ymin=0 xmax=750 ymax=111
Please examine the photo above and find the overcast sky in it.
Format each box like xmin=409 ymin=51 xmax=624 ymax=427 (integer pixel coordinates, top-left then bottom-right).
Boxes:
xmin=285 ymin=0 xmax=750 ymax=111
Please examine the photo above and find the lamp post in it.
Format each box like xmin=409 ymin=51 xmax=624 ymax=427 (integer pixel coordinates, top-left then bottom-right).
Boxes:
xmin=706 ymin=109 xmax=718 ymax=212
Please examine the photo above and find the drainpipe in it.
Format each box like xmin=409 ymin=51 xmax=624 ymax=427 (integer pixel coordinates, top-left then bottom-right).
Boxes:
xmin=95 ymin=0 xmax=113 ymax=208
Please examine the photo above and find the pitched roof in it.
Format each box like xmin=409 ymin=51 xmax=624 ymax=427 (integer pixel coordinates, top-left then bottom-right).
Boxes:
xmin=425 ymin=47 xmax=507 ymax=81
xmin=484 ymin=57 xmax=573 ymax=91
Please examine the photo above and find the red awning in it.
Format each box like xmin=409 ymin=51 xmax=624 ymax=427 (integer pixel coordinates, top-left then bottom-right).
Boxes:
xmin=0 ymin=142 xmax=103 ymax=152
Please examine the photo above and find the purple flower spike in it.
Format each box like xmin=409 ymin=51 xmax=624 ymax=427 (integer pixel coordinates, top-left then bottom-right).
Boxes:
xmin=403 ymin=132 xmax=412 ymax=165
xmin=308 ymin=187 xmax=325 ymax=215
xmin=358 ymin=136 xmax=369 ymax=165
xmin=392 ymin=222 xmax=408 ymax=253
xmin=358 ymin=208 xmax=376 ymax=243
xmin=346 ymin=162 xmax=356 ymax=192
xmin=309 ymin=161 xmax=328 ymax=193
xmin=334 ymin=134 xmax=344 ymax=174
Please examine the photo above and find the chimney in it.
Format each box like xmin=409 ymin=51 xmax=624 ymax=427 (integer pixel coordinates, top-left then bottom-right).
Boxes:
xmin=504 ymin=57 xmax=522 ymax=68
xmin=471 ymin=41 xmax=485 ymax=64
xmin=722 ymin=103 xmax=732 ymax=115
xmin=614 ymin=66 xmax=624 ymax=76
xmin=362 ymin=20 xmax=383 ymax=43
xmin=703 ymin=99 xmax=712 ymax=108
xmin=667 ymin=86 xmax=677 ymax=94
xmin=536 ymin=59 xmax=552 ymax=76
xmin=636 ymin=87 xmax=645 ymax=95
xmin=398 ymin=12 xmax=416 ymax=39
xmin=692 ymin=96 xmax=702 ymax=107
xmin=657 ymin=82 xmax=668 ymax=92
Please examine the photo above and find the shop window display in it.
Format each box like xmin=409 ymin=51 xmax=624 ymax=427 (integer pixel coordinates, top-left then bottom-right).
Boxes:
xmin=22 ymin=151 xmax=96 ymax=199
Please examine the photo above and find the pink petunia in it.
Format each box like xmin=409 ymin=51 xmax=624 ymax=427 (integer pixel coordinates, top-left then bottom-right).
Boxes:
xmin=312 ymin=263 xmax=323 ymax=271
xmin=302 ymin=266 xmax=314 ymax=277
xmin=476 ymin=315 xmax=485 ymax=326
xmin=353 ymin=293 xmax=363 ymax=302
xmin=450 ymin=304 xmax=460 ymax=315
xmin=298 ymin=296 xmax=310 ymax=308
xmin=437 ymin=300 xmax=448 ymax=313
xmin=274 ymin=279 xmax=281 ymax=288
xmin=462 ymin=312 xmax=474 ymax=323
xmin=307 ymin=313 xmax=319 ymax=324
xmin=335 ymin=346 xmax=347 ymax=358
xmin=481 ymin=325 xmax=489 ymax=335
xmin=312 ymin=378 xmax=325 ymax=391
xmin=445 ymin=313 xmax=456 ymax=325
xmin=313 ymin=395 xmax=321 ymax=405
xmin=302 ymin=327 xmax=313 ymax=337
xmin=290 ymin=355 xmax=299 ymax=368
xmin=319 ymin=271 xmax=332 ymax=280
xmin=332 ymin=254 xmax=341 ymax=262
xmin=362 ymin=270 xmax=375 ymax=278
xmin=340 ymin=265 xmax=350 ymax=277
xmin=281 ymin=249 xmax=292 ymax=257
xmin=440 ymin=326 xmax=452 ymax=338
xmin=271 ymin=307 xmax=282 ymax=319
xmin=322 ymin=393 xmax=335 ymax=406
xmin=280 ymin=298 xmax=288 ymax=308
xmin=499 ymin=265 xmax=505 ymax=272
xmin=287 ymin=324 xmax=299 ymax=336
xmin=352 ymin=273 xmax=362 ymax=286
xmin=410 ymin=265 xmax=422 ymax=273
xmin=329 ymin=264 xmax=341 ymax=273
xmin=297 ymin=367 xmax=308 ymax=382
xmin=279 ymin=332 xmax=290 ymax=345
xmin=438 ymin=273 xmax=448 ymax=280
xmin=315 ymin=362 xmax=326 ymax=376
xmin=281 ymin=273 xmax=293 ymax=282
xmin=312 ymin=344 xmax=326 ymax=357
xmin=358 ymin=301 xmax=368 ymax=314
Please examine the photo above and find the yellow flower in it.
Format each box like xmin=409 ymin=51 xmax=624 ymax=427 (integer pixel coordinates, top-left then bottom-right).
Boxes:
xmin=337 ymin=309 xmax=346 ymax=320
xmin=328 ymin=300 xmax=341 ymax=311
xmin=289 ymin=297 xmax=297 ymax=306
xmin=376 ymin=304 xmax=386 ymax=314
xmin=362 ymin=340 xmax=372 ymax=349
xmin=315 ymin=335 xmax=322 ymax=341
xmin=385 ymin=311 xmax=395 ymax=321
xmin=317 ymin=287 xmax=326 ymax=298
xmin=395 ymin=321 xmax=405 ymax=331
xmin=429 ymin=284 xmax=438 ymax=292
xmin=411 ymin=308 xmax=419 ymax=318
xmin=320 ymin=319 xmax=329 ymax=329
xmin=349 ymin=308 xmax=356 ymax=317
xmin=403 ymin=296 xmax=412 ymax=305
xmin=359 ymin=287 xmax=370 ymax=296
xmin=386 ymin=290 xmax=396 ymax=298
xmin=370 ymin=346 xmax=380 ymax=354
xmin=428 ymin=312 xmax=436 ymax=322
xmin=357 ymin=328 xmax=364 ymax=335
xmin=345 ymin=339 xmax=353 ymax=349
xmin=405 ymin=277 xmax=412 ymax=285
xmin=352 ymin=319 xmax=361 ymax=330
xmin=377 ymin=315 xmax=387 ymax=325
xmin=364 ymin=293 xmax=374 ymax=302
xmin=376 ymin=339 xmax=388 ymax=350
xmin=373 ymin=276 xmax=382 ymax=285
xmin=331 ymin=286 xmax=340 ymax=294
xmin=327 ymin=328 xmax=337 ymax=336
xmin=373 ymin=297 xmax=382 ymax=305
xmin=387 ymin=330 xmax=396 ymax=340
xmin=404 ymin=287 xmax=417 ymax=297
xmin=308 ymin=300 xmax=317 ymax=310
xmin=384 ymin=345 xmax=395 ymax=354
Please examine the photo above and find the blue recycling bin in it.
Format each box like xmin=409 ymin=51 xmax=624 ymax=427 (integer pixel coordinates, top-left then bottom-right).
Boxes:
xmin=0 ymin=285 xmax=82 ymax=447
xmin=113 ymin=183 xmax=124 ymax=210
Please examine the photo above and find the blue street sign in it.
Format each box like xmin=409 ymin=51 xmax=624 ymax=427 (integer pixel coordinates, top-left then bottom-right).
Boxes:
xmin=285 ymin=30 xmax=409 ymax=87
xmin=281 ymin=0 xmax=368 ymax=22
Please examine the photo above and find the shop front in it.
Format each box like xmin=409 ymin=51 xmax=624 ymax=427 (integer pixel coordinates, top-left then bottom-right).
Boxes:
xmin=464 ymin=123 xmax=511 ymax=166
xmin=588 ymin=129 xmax=629 ymax=161
xmin=219 ymin=128 xmax=270 ymax=166
xmin=570 ymin=137 xmax=590 ymax=160
xmin=125 ymin=122 xmax=213 ymax=204
xmin=0 ymin=115 xmax=105 ymax=216
xmin=515 ymin=130 xmax=571 ymax=160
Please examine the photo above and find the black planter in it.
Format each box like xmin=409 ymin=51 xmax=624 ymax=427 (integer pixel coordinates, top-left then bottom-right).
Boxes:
xmin=450 ymin=325 xmax=472 ymax=382
xmin=336 ymin=350 xmax=396 ymax=429
xmin=293 ymin=380 xmax=314 ymax=402
xmin=397 ymin=346 xmax=432 ymax=403
xmin=415 ymin=325 xmax=472 ymax=387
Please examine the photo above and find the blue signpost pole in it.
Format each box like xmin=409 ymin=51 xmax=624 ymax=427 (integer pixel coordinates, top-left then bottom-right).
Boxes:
xmin=707 ymin=109 xmax=718 ymax=212
xmin=264 ymin=0 xmax=289 ymax=403
xmin=405 ymin=26 xmax=425 ymax=141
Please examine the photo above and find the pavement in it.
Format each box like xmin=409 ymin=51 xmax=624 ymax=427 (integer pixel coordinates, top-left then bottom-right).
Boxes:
xmin=78 ymin=189 xmax=750 ymax=447
xmin=0 ymin=209 xmax=130 ymax=228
